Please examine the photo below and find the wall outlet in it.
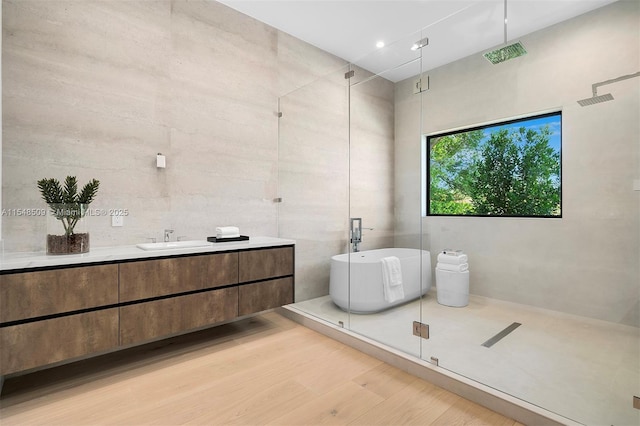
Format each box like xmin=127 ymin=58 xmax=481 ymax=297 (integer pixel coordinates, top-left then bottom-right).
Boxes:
xmin=634 ymin=179 xmax=640 ymax=191
xmin=111 ymin=214 xmax=124 ymax=227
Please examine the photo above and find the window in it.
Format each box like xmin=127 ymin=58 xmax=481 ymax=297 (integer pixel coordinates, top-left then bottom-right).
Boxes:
xmin=427 ymin=111 xmax=561 ymax=217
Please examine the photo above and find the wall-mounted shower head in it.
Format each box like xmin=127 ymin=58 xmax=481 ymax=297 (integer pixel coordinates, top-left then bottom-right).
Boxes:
xmin=577 ymin=71 xmax=640 ymax=107
xmin=577 ymin=93 xmax=614 ymax=107
xmin=483 ymin=0 xmax=527 ymax=64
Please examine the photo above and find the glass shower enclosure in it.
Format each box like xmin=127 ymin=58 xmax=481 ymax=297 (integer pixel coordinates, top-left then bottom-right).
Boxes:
xmin=277 ymin=28 xmax=428 ymax=360
xmin=278 ymin=2 xmax=639 ymax=424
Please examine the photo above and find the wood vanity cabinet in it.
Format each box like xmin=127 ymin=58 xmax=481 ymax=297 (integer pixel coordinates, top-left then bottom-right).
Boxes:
xmin=120 ymin=247 xmax=295 ymax=345
xmin=239 ymin=247 xmax=293 ymax=282
xmin=1 ymin=309 xmax=119 ymax=375
xmin=120 ymin=288 xmax=239 ymax=345
xmin=239 ymin=278 xmax=293 ymax=316
xmin=0 ymin=265 xmax=119 ymax=375
xmin=119 ymin=252 xmax=238 ymax=302
xmin=0 ymin=244 xmax=294 ymax=376
xmin=118 ymin=252 xmax=240 ymax=346
xmin=0 ymin=264 xmax=118 ymax=323
xmin=238 ymin=247 xmax=294 ymax=315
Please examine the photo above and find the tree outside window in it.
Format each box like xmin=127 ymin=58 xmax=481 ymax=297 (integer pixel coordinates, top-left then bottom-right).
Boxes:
xmin=427 ymin=112 xmax=561 ymax=217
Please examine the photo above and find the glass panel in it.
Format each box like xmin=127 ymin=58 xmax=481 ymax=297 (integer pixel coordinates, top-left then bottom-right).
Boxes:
xmin=419 ymin=2 xmax=640 ymax=425
xmin=277 ymin=65 xmax=350 ymax=328
xmin=346 ymin=30 xmax=426 ymax=357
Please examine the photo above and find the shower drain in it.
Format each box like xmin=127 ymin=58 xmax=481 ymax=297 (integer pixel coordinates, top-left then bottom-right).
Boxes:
xmin=481 ymin=322 xmax=522 ymax=348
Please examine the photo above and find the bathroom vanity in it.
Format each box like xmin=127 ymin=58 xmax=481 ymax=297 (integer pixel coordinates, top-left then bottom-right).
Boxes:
xmin=0 ymin=237 xmax=294 ymax=376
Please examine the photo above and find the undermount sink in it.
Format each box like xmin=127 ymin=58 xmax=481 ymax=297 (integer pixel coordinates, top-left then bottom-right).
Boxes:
xmin=136 ymin=240 xmax=213 ymax=251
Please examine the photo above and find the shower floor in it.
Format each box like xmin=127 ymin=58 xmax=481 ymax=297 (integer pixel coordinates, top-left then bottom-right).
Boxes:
xmin=291 ymin=293 xmax=640 ymax=426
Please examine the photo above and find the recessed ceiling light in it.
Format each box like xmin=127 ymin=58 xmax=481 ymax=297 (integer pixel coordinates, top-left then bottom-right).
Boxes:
xmin=376 ymin=41 xmax=385 ymax=49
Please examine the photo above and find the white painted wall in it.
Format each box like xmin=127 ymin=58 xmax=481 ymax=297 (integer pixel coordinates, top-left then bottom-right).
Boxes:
xmin=396 ymin=1 xmax=640 ymax=326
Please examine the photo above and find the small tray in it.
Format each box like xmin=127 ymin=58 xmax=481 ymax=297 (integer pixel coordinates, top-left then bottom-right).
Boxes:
xmin=207 ymin=235 xmax=249 ymax=243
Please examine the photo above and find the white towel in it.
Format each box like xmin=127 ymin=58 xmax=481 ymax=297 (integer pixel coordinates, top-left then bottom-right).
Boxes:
xmin=437 ymin=252 xmax=468 ymax=265
xmin=381 ymin=256 xmax=404 ymax=303
xmin=436 ymin=262 xmax=469 ymax=273
xmin=216 ymin=226 xmax=240 ymax=238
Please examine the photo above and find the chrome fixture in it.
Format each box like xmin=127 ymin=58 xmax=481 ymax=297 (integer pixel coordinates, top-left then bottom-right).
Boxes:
xmin=350 ymin=218 xmax=373 ymax=252
xmin=411 ymin=37 xmax=429 ymax=51
xmin=483 ymin=0 xmax=527 ymax=64
xmin=350 ymin=218 xmax=362 ymax=252
xmin=164 ymin=229 xmax=174 ymax=242
xmin=577 ymin=71 xmax=640 ymax=106
xmin=413 ymin=321 xmax=430 ymax=339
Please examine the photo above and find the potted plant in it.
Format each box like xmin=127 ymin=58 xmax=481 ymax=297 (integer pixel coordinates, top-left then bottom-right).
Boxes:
xmin=37 ymin=176 xmax=100 ymax=255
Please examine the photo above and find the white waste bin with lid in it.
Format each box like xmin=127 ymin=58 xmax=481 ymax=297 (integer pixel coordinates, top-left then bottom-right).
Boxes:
xmin=436 ymin=268 xmax=469 ymax=307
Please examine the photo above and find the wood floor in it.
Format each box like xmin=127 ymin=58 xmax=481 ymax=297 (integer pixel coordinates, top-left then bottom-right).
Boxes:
xmin=0 ymin=312 xmax=522 ymax=425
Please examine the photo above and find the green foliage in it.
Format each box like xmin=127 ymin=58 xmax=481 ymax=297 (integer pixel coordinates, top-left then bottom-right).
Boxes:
xmin=37 ymin=176 xmax=100 ymax=235
xmin=429 ymin=130 xmax=483 ymax=215
xmin=429 ymin=125 xmax=560 ymax=217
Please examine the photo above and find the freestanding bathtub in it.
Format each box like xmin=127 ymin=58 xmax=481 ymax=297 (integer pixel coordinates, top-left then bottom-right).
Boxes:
xmin=329 ymin=248 xmax=431 ymax=313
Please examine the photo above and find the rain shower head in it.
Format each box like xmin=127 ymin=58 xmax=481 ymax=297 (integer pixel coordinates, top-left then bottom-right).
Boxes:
xmin=577 ymin=93 xmax=614 ymax=107
xmin=483 ymin=0 xmax=527 ymax=64
xmin=483 ymin=42 xmax=527 ymax=64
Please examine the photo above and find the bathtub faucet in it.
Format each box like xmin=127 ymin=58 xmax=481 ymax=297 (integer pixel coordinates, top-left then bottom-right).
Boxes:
xmin=350 ymin=218 xmax=373 ymax=252
xmin=350 ymin=218 xmax=362 ymax=252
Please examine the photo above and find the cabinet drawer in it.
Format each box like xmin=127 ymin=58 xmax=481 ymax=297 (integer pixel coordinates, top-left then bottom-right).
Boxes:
xmin=0 ymin=308 xmax=119 ymax=375
xmin=0 ymin=265 xmax=118 ymax=323
xmin=119 ymin=253 xmax=238 ymax=302
xmin=119 ymin=287 xmax=239 ymax=346
xmin=239 ymin=247 xmax=293 ymax=282
xmin=238 ymin=277 xmax=293 ymax=316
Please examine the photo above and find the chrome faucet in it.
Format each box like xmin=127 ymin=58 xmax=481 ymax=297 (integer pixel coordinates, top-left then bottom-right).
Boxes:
xmin=350 ymin=218 xmax=373 ymax=252
xmin=164 ymin=229 xmax=174 ymax=242
xmin=350 ymin=218 xmax=371 ymax=252
xmin=350 ymin=218 xmax=362 ymax=252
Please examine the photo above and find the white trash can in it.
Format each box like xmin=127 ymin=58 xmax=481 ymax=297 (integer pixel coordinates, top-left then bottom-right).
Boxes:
xmin=436 ymin=268 xmax=469 ymax=307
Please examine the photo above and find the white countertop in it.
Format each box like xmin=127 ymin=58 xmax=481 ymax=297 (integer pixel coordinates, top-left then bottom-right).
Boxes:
xmin=0 ymin=236 xmax=295 ymax=272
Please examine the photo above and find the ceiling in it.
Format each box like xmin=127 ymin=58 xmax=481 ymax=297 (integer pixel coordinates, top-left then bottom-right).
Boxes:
xmin=217 ymin=0 xmax=618 ymax=82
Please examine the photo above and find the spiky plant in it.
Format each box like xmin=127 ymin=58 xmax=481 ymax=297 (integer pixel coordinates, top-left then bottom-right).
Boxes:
xmin=37 ymin=176 xmax=100 ymax=236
